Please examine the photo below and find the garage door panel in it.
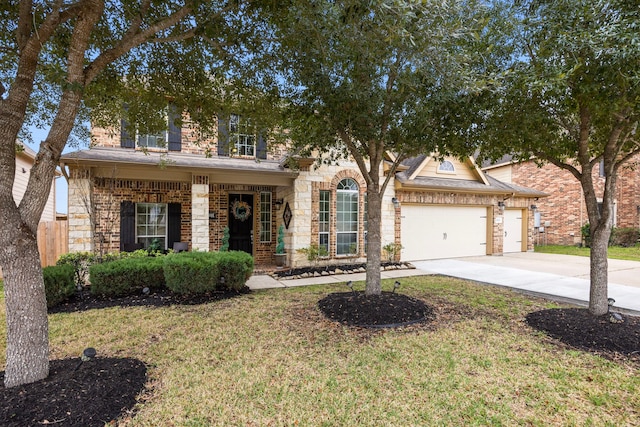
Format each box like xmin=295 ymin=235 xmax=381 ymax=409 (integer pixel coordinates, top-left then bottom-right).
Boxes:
xmin=401 ymin=205 xmax=488 ymax=261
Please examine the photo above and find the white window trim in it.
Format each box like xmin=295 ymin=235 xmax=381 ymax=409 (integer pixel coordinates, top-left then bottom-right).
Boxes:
xmin=437 ymin=160 xmax=456 ymax=175
xmin=259 ymin=192 xmax=272 ymax=243
xmin=135 ymin=202 xmax=168 ymax=250
xmin=336 ymin=178 xmax=359 ymax=256
xmin=230 ymin=114 xmax=256 ymax=157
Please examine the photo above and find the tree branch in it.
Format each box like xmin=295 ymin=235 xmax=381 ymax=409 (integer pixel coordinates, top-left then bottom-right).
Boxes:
xmin=85 ymin=4 xmax=194 ymax=83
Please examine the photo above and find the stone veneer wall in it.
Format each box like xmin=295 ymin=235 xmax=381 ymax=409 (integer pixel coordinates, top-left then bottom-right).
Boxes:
xmin=68 ymin=169 xmax=93 ymax=253
xmin=191 ymin=175 xmax=209 ymax=251
xmin=290 ymin=163 xmax=396 ymax=268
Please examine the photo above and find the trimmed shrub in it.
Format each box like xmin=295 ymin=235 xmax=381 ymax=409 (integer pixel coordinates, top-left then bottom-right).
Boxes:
xmin=611 ymin=227 xmax=640 ymax=247
xmin=89 ymin=256 xmax=165 ymax=297
xmin=216 ymin=251 xmax=254 ymax=291
xmin=163 ymin=251 xmax=220 ymax=295
xmin=43 ymin=264 xmax=75 ymax=308
xmin=56 ymin=252 xmax=96 ymax=287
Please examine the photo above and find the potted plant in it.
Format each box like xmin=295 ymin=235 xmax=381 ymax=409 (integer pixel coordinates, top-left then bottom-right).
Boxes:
xmin=275 ymin=224 xmax=286 ymax=267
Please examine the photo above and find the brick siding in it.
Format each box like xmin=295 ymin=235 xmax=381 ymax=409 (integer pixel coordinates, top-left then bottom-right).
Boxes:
xmin=510 ymin=157 xmax=640 ymax=245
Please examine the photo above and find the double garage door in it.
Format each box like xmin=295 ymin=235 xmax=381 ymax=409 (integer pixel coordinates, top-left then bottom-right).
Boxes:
xmin=401 ymin=205 xmax=489 ymax=261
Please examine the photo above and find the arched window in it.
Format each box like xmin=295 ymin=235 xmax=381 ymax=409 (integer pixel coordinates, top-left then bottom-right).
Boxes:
xmin=336 ymin=178 xmax=359 ymax=255
xmin=438 ymin=160 xmax=455 ymax=173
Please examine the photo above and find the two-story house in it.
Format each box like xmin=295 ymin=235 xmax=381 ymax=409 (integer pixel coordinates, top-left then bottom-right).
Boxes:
xmin=61 ymin=111 xmax=546 ymax=267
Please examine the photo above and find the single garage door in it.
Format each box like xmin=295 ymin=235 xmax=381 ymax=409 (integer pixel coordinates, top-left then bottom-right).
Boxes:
xmin=503 ymin=209 xmax=524 ymax=253
xmin=401 ymin=205 xmax=488 ymax=261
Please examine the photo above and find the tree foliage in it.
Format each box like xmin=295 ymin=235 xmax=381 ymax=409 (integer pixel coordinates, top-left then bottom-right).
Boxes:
xmin=475 ymin=0 xmax=640 ymax=315
xmin=250 ymin=0 xmax=491 ymax=294
xmin=0 ymin=0 xmax=250 ymax=387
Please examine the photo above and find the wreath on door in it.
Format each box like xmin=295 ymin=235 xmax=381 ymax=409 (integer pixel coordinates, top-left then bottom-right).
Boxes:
xmin=231 ymin=200 xmax=252 ymax=222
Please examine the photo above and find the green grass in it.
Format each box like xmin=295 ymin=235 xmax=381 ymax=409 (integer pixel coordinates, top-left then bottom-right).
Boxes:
xmin=535 ymin=244 xmax=640 ymax=262
xmin=1 ymin=276 xmax=639 ymax=426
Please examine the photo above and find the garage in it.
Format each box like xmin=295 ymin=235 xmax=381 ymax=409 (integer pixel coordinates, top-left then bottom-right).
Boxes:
xmin=503 ymin=209 xmax=524 ymax=253
xmin=400 ymin=205 xmax=489 ymax=261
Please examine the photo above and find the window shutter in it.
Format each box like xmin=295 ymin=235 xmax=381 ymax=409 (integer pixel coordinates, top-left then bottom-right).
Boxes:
xmin=256 ymin=131 xmax=267 ymax=160
xmin=217 ymin=115 xmax=229 ymax=156
xmin=167 ymin=203 xmax=182 ymax=249
xmin=168 ymin=104 xmax=182 ymax=151
xmin=120 ymin=119 xmax=134 ymax=148
xmin=120 ymin=201 xmax=135 ymax=251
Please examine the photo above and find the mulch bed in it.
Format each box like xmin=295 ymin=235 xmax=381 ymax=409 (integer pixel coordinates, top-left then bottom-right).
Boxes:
xmin=0 ymin=357 xmax=146 ymax=427
xmin=49 ymin=287 xmax=250 ymax=314
xmin=318 ymin=291 xmax=434 ymax=327
xmin=526 ymin=308 xmax=640 ymax=359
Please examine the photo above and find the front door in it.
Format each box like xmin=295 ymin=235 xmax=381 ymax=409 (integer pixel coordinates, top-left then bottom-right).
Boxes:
xmin=228 ymin=194 xmax=254 ymax=255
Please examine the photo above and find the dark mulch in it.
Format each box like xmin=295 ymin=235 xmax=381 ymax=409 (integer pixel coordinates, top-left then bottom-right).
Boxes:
xmin=0 ymin=288 xmax=249 ymax=426
xmin=0 ymin=357 xmax=147 ymax=427
xmin=526 ymin=308 xmax=640 ymax=360
xmin=318 ymin=291 xmax=434 ymax=328
xmin=49 ymin=287 xmax=250 ymax=314
xmin=319 ymin=292 xmax=640 ymax=364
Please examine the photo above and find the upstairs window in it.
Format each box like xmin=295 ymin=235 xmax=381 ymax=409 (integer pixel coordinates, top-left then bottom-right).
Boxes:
xmin=438 ymin=160 xmax=455 ymax=173
xmin=120 ymin=104 xmax=182 ymax=151
xmin=137 ymin=129 xmax=167 ymax=149
xmin=218 ymin=114 xmax=267 ymax=159
xmin=230 ymin=114 xmax=255 ymax=156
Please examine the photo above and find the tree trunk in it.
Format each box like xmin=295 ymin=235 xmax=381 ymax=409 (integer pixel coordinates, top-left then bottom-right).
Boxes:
xmin=365 ymin=188 xmax=383 ymax=295
xmin=588 ymin=223 xmax=611 ymax=316
xmin=1 ymin=224 xmax=49 ymax=388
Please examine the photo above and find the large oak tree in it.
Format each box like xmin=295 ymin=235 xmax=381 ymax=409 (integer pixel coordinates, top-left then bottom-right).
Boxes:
xmin=0 ymin=0 xmax=246 ymax=387
xmin=475 ymin=0 xmax=640 ymax=315
xmin=251 ymin=0 xmax=491 ymax=295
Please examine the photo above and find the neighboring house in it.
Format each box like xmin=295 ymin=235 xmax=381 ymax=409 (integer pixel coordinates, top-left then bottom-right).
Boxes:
xmin=60 ymin=112 xmax=545 ymax=267
xmin=14 ymin=142 xmax=57 ymax=222
xmin=483 ymin=155 xmax=640 ymax=246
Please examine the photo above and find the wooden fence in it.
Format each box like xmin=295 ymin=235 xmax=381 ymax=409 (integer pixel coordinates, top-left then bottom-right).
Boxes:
xmin=37 ymin=220 xmax=68 ymax=267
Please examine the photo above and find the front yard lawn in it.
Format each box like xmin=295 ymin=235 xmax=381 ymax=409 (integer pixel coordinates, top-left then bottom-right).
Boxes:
xmin=0 ymin=276 xmax=638 ymax=426
xmin=535 ymin=244 xmax=640 ymax=262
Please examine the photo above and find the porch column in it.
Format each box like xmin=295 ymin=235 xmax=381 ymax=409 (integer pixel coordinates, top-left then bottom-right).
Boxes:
xmin=68 ymin=169 xmax=93 ymax=253
xmin=192 ymin=175 xmax=210 ymax=251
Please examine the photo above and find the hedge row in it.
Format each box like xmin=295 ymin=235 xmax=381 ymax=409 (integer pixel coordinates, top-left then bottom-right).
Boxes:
xmin=90 ymin=256 xmax=166 ymax=297
xmin=89 ymin=250 xmax=253 ymax=297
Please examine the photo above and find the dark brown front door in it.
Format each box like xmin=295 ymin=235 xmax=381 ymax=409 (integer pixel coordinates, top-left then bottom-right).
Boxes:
xmin=228 ymin=194 xmax=253 ymax=255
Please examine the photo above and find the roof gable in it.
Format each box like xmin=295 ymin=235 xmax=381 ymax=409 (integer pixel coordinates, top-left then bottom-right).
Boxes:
xmin=408 ymin=155 xmax=489 ymax=185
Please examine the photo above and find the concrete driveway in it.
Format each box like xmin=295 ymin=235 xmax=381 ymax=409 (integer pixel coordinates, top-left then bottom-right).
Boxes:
xmin=413 ymin=252 xmax=640 ymax=315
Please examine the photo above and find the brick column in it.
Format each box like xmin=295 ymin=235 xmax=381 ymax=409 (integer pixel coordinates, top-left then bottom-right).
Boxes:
xmin=192 ymin=175 xmax=210 ymax=251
